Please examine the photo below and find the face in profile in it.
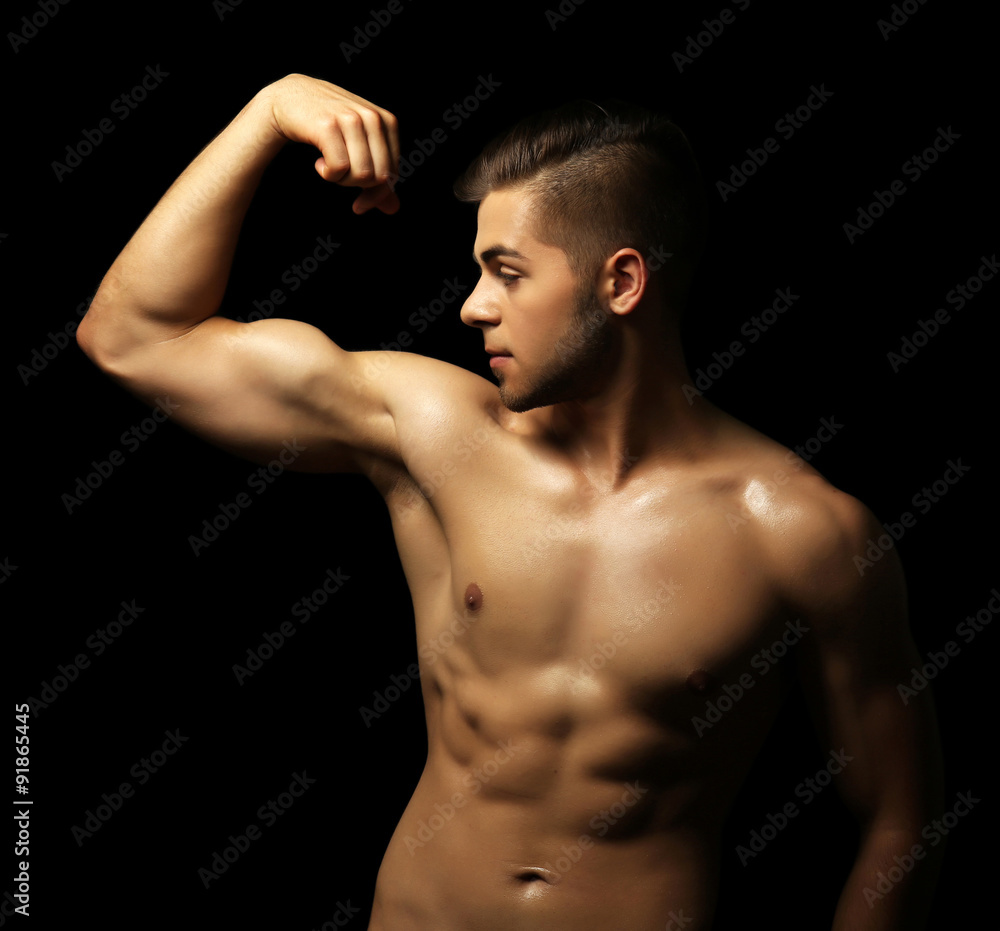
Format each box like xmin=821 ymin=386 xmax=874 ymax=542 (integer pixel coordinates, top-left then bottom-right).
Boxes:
xmin=462 ymin=187 xmax=616 ymax=413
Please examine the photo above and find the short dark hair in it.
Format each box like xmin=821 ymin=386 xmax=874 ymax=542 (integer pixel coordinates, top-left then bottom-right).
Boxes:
xmin=454 ymin=99 xmax=709 ymax=309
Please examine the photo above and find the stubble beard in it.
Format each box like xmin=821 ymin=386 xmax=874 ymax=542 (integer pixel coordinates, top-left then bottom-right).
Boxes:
xmin=496 ymin=284 xmax=615 ymax=413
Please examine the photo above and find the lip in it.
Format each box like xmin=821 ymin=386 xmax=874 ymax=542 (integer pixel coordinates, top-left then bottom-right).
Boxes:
xmin=487 ymin=351 xmax=512 ymax=368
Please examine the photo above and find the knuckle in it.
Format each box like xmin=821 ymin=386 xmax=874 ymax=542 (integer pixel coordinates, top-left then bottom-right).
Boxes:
xmin=338 ymin=109 xmax=364 ymax=129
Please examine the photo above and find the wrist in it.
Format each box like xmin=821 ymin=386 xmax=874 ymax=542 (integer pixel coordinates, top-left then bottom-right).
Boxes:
xmin=233 ymin=89 xmax=289 ymax=160
xmin=246 ymin=81 xmax=284 ymax=141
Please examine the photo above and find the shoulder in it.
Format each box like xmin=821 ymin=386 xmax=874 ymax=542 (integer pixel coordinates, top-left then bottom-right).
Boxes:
xmin=368 ymin=349 xmax=501 ymax=432
xmin=718 ymin=436 xmax=905 ymax=630
xmin=348 ymin=348 xmax=505 ymax=475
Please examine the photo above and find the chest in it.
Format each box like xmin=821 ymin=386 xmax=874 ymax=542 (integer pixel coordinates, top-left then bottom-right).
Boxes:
xmin=395 ymin=452 xmax=789 ymax=714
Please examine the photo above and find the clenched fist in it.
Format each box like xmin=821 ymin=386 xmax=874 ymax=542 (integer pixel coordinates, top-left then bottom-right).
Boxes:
xmin=259 ymin=73 xmax=401 ymax=215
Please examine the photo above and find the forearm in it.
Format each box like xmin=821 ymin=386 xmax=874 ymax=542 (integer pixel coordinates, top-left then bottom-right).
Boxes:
xmin=79 ymin=87 xmax=287 ymax=361
xmin=832 ymin=825 xmax=943 ymax=930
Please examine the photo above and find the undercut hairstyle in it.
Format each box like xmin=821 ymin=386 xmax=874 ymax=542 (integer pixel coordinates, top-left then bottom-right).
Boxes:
xmin=454 ymin=99 xmax=709 ymax=312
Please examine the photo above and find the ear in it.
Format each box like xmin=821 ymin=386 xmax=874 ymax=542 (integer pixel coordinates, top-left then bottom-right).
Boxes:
xmin=600 ymin=248 xmax=648 ymax=317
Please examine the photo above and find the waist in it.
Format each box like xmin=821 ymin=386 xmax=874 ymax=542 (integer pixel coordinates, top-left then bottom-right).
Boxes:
xmin=370 ymin=763 xmax=720 ymax=931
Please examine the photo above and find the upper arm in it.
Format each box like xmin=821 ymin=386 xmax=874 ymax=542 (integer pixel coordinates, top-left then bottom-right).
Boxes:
xmin=78 ymin=313 xmax=491 ymax=475
xmin=773 ymin=486 xmax=944 ymax=830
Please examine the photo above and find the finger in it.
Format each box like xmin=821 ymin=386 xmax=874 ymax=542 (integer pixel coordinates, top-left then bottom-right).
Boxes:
xmin=314 ymin=127 xmax=351 ymax=182
xmin=374 ymin=107 xmax=401 ymax=183
xmin=352 ymin=106 xmax=395 ymax=184
xmin=314 ymin=155 xmax=336 ymax=181
xmin=377 ymin=187 xmax=401 ymax=214
xmin=353 ymin=183 xmax=399 ymax=215
xmin=338 ymin=109 xmax=377 ymax=186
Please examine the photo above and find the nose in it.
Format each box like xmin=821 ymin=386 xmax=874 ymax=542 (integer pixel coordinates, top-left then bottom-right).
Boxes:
xmin=459 ymin=276 xmax=501 ymax=330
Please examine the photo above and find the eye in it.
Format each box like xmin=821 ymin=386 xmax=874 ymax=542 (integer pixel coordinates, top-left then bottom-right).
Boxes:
xmin=497 ymin=269 xmax=519 ymax=286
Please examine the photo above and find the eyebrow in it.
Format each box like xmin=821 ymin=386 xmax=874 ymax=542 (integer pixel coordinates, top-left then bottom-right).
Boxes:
xmin=473 ymin=245 xmax=529 ymax=266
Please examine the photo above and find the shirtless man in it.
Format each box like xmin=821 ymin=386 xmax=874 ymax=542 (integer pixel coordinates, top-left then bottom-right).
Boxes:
xmin=77 ymin=74 xmax=943 ymax=929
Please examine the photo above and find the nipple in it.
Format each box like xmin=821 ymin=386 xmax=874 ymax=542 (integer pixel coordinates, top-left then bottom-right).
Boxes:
xmin=464 ymin=582 xmax=483 ymax=612
xmin=686 ymin=668 xmax=716 ymax=694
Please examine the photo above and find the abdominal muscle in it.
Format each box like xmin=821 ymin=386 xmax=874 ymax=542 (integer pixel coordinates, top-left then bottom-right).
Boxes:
xmin=365 ymin=660 xmax=754 ymax=931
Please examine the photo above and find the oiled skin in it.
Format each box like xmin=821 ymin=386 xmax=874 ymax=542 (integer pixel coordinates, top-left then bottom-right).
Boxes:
xmin=362 ymin=394 xmax=809 ymax=930
xmin=75 ymin=75 xmax=944 ymax=931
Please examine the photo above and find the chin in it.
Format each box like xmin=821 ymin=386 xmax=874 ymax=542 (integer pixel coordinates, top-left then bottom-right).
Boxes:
xmin=498 ymin=389 xmax=543 ymax=414
xmin=496 ymin=371 xmax=597 ymax=413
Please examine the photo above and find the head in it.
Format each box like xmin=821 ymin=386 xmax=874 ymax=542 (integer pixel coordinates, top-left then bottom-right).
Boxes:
xmin=455 ymin=99 xmax=708 ymax=412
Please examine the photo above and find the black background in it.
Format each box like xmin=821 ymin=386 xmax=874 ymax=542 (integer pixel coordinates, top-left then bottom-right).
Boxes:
xmin=4 ymin=0 xmax=994 ymax=928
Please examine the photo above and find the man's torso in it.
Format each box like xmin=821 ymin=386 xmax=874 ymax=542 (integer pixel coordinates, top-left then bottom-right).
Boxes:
xmin=357 ymin=372 xmax=827 ymax=930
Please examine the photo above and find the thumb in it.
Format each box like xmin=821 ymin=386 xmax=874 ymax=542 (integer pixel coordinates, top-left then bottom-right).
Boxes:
xmin=314 ymin=155 xmax=349 ymax=182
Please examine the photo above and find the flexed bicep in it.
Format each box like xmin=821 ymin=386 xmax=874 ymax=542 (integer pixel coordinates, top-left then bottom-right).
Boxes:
xmin=107 ymin=316 xmax=399 ymax=473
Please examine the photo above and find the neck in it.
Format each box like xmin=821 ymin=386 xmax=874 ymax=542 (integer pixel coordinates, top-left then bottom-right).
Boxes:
xmin=535 ymin=320 xmax=720 ymax=486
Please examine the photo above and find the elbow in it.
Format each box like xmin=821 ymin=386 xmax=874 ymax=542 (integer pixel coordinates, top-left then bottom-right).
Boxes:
xmin=75 ymin=311 xmax=99 ymax=361
xmin=74 ymin=293 xmax=137 ymax=377
xmin=75 ymin=310 xmax=119 ymax=374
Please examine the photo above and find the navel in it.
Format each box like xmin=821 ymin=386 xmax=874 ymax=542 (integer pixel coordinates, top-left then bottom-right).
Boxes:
xmin=515 ymin=867 xmax=560 ymax=885
xmin=464 ymin=582 xmax=483 ymax=612
xmin=686 ymin=668 xmax=716 ymax=694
